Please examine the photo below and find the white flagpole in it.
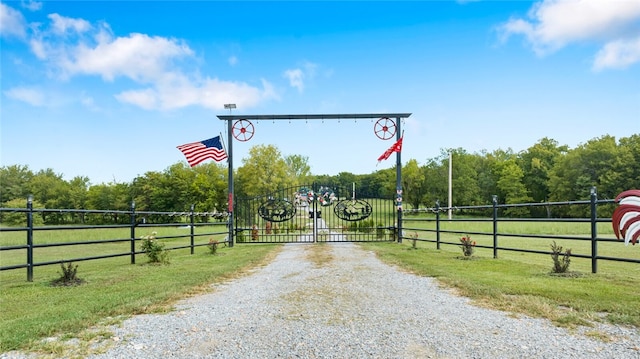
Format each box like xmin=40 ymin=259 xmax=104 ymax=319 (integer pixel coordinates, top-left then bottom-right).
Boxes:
xmin=219 ymin=132 xmax=229 ymax=163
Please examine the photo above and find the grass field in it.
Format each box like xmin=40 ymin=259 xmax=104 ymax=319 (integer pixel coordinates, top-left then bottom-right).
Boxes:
xmin=0 ymin=231 xmax=281 ymax=355
xmin=360 ymin=240 xmax=640 ymax=333
xmin=0 ymin=224 xmax=230 ymax=273
xmin=402 ymin=216 xmax=640 ymax=274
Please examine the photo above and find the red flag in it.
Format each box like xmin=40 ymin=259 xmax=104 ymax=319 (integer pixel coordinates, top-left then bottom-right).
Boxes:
xmin=377 ymin=137 xmax=403 ymax=162
xmin=177 ymin=136 xmax=228 ymax=167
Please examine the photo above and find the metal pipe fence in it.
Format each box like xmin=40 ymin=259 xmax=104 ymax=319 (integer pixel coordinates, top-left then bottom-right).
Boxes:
xmin=402 ymin=187 xmax=639 ymax=274
xmin=0 ymin=199 xmax=230 ymax=281
xmin=3 ymin=187 xmax=638 ymax=280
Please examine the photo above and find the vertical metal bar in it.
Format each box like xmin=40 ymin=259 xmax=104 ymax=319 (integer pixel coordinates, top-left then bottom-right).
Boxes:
xmin=190 ymin=204 xmax=195 ymax=255
xmin=130 ymin=201 xmax=136 ymax=264
xmin=590 ymin=186 xmax=598 ymax=274
xmin=26 ymin=195 xmax=33 ymax=282
xmin=396 ymin=117 xmax=403 ymax=243
xmin=492 ymin=195 xmax=498 ymax=259
xmin=435 ymin=200 xmax=441 ymax=250
xmin=227 ymin=118 xmax=234 ymax=247
xmin=313 ymin=183 xmax=317 ymax=243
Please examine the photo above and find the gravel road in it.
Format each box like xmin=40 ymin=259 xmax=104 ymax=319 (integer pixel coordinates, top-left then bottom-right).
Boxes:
xmin=5 ymin=243 xmax=640 ymax=358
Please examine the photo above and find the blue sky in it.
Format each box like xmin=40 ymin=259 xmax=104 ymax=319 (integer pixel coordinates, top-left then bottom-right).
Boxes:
xmin=1 ymin=0 xmax=639 ymax=185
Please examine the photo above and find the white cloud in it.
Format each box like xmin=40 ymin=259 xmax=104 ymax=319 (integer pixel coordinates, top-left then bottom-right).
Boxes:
xmin=0 ymin=2 xmax=27 ymax=39
xmin=116 ymin=73 xmax=278 ymax=111
xmin=115 ymin=88 xmax=158 ymax=110
xmin=21 ymin=0 xmax=42 ymax=11
xmin=9 ymin=11 xmax=278 ymax=111
xmin=62 ymin=32 xmax=194 ymax=82
xmin=499 ymin=0 xmax=640 ymax=69
xmin=4 ymin=86 xmax=45 ymax=106
xmin=284 ymin=68 xmax=304 ymax=92
xmin=48 ymin=13 xmax=91 ymax=35
xmin=283 ymin=61 xmax=319 ymax=92
xmin=593 ymin=36 xmax=640 ymax=71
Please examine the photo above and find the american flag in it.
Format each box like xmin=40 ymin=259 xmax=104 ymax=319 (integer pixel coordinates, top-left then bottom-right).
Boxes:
xmin=177 ymin=136 xmax=228 ymax=167
xmin=377 ymin=136 xmax=403 ymax=162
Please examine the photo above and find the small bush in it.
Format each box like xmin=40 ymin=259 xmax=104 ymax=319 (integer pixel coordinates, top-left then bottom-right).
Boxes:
xmin=459 ymin=235 xmax=476 ymax=257
xmin=410 ymin=232 xmax=419 ymax=249
xmin=51 ymin=261 xmax=84 ymax=286
xmin=251 ymin=225 xmax=259 ymax=241
xmin=208 ymin=239 xmax=219 ymax=255
xmin=550 ymin=241 xmax=571 ymax=273
xmin=140 ymin=231 xmax=169 ymax=264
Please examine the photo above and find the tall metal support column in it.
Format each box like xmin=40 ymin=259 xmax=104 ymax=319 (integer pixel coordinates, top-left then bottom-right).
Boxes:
xmin=227 ymin=119 xmax=234 ymax=247
xmin=396 ymin=117 xmax=403 ymax=243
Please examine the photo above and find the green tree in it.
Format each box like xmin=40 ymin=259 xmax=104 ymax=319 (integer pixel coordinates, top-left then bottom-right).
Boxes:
xmin=518 ymin=138 xmax=568 ymax=205
xmin=0 ymin=165 xmax=33 ymax=204
xmin=236 ymin=145 xmax=292 ymax=198
xmin=548 ymin=135 xmax=620 ymax=217
xmin=611 ymin=134 xmax=640 ymax=194
xmin=449 ymin=148 xmax=481 ymax=206
xmin=0 ymin=198 xmax=45 ymax=226
xmin=496 ymin=159 xmax=532 ymax=217
xmin=285 ymin=154 xmax=311 ymax=186
xmin=402 ymin=159 xmax=425 ymax=209
xmin=191 ymin=162 xmax=228 ymax=214
xmin=420 ymin=152 xmax=448 ymax=207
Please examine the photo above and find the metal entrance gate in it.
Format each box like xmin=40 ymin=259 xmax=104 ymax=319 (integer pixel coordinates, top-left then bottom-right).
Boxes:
xmin=235 ymin=184 xmax=396 ymax=243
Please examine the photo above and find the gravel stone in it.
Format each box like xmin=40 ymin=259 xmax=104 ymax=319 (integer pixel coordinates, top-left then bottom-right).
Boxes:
xmin=4 ymin=243 xmax=639 ymax=358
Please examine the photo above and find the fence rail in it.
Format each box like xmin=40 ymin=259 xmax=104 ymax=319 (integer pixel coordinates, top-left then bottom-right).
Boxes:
xmin=0 ymin=200 xmax=230 ymax=281
xmin=2 ymin=187 xmax=638 ymax=281
xmin=402 ymin=188 xmax=639 ymax=273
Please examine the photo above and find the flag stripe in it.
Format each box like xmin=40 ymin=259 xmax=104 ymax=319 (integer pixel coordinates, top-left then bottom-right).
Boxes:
xmin=177 ymin=136 xmax=228 ymax=167
xmin=377 ymin=137 xmax=403 ymax=162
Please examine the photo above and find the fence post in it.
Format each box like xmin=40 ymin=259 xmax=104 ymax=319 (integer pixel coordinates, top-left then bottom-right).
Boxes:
xmin=492 ymin=195 xmax=498 ymax=259
xmin=26 ymin=195 xmax=34 ymax=282
xmin=590 ymin=186 xmax=598 ymax=274
xmin=435 ymin=200 xmax=441 ymax=250
xmin=130 ymin=201 xmax=136 ymax=264
xmin=190 ymin=204 xmax=195 ymax=255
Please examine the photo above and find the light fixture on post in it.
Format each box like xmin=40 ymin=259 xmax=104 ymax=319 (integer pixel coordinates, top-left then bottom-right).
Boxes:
xmin=224 ymin=103 xmax=236 ymax=114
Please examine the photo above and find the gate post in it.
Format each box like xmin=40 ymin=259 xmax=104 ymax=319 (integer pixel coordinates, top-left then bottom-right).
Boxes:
xmin=396 ymin=116 xmax=403 ymax=243
xmin=130 ymin=201 xmax=136 ymax=264
xmin=492 ymin=195 xmax=498 ymax=259
xmin=190 ymin=204 xmax=195 ymax=254
xmin=26 ymin=195 xmax=34 ymax=282
xmin=590 ymin=186 xmax=598 ymax=274
xmin=435 ymin=200 xmax=441 ymax=250
xmin=227 ymin=118 xmax=235 ymax=248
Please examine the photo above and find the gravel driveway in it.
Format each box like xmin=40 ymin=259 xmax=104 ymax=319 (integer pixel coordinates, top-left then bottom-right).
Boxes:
xmin=57 ymin=243 xmax=640 ymax=358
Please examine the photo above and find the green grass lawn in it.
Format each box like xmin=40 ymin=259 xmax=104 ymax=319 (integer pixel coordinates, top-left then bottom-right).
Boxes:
xmin=402 ymin=216 xmax=640 ymax=273
xmin=360 ymin=240 xmax=640 ymax=332
xmin=0 ymin=242 xmax=281 ymax=354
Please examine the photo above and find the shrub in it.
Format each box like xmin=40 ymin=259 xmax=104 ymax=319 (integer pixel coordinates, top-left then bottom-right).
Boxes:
xmin=207 ymin=238 xmax=219 ymax=255
xmin=251 ymin=225 xmax=259 ymax=241
xmin=140 ymin=231 xmax=169 ymax=264
xmin=550 ymin=241 xmax=571 ymax=273
xmin=410 ymin=232 xmax=419 ymax=249
xmin=459 ymin=235 xmax=476 ymax=257
xmin=51 ymin=261 xmax=84 ymax=286
xmin=236 ymin=230 xmax=245 ymax=243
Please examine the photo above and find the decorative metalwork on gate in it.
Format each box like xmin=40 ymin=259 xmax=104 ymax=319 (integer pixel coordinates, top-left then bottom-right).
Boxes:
xmin=235 ymin=184 xmax=396 ymax=243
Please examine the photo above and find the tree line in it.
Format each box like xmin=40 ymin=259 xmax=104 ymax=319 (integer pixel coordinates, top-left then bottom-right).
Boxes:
xmin=1 ymin=134 xmax=638 ymax=224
